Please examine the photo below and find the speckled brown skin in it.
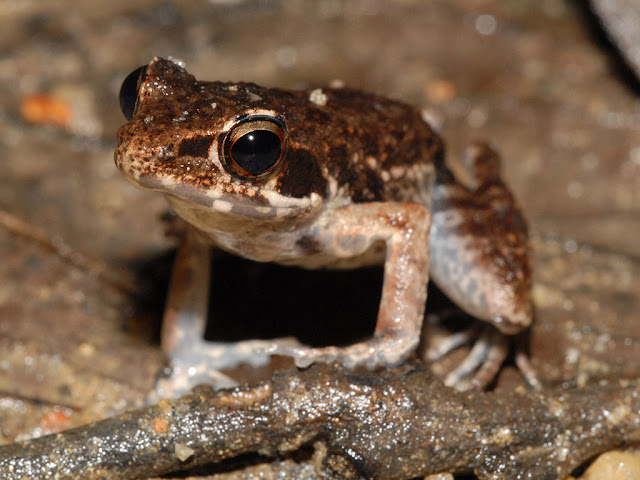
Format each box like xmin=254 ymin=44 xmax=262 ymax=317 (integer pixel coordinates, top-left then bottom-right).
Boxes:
xmin=115 ymin=59 xmax=440 ymax=216
xmin=431 ymin=142 xmax=532 ymax=334
xmin=115 ymin=58 xmax=533 ymax=391
xmin=428 ymin=142 xmax=534 ymax=387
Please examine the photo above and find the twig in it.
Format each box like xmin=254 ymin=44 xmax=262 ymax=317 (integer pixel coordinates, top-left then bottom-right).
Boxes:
xmin=0 ymin=363 xmax=638 ymax=479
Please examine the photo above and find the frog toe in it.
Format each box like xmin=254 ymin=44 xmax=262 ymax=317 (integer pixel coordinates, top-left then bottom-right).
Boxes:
xmin=443 ymin=327 xmax=509 ymax=390
xmin=426 ymin=325 xmax=539 ymax=391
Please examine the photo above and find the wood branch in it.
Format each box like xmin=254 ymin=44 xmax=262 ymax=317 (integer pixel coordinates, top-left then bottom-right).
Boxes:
xmin=0 ymin=363 xmax=638 ymax=479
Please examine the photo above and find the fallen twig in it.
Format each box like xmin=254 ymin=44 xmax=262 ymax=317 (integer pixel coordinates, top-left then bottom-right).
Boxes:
xmin=0 ymin=363 xmax=638 ymax=479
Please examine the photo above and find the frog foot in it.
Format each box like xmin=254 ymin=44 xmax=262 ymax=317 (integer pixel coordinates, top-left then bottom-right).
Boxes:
xmin=157 ymin=338 xmax=303 ymax=397
xmin=426 ymin=325 xmax=540 ymax=391
xmin=265 ymin=334 xmax=418 ymax=370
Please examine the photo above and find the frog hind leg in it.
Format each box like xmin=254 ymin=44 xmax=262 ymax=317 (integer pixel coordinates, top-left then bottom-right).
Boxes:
xmin=427 ymin=141 xmax=538 ymax=390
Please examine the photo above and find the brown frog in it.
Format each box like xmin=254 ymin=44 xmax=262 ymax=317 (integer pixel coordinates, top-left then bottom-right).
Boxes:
xmin=115 ymin=57 xmax=536 ymax=391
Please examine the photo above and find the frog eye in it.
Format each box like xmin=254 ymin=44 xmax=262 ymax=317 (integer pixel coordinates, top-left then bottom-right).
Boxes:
xmin=119 ymin=65 xmax=148 ymax=120
xmin=222 ymin=115 xmax=288 ymax=179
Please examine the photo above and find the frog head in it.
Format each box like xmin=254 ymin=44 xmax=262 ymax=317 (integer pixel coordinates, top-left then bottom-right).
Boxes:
xmin=115 ymin=57 xmax=326 ymax=234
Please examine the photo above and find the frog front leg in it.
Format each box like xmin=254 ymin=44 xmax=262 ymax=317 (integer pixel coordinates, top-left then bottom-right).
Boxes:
xmin=161 ymin=202 xmax=430 ymax=394
xmin=427 ymin=141 xmax=538 ymax=390
xmin=158 ymin=228 xmax=302 ymax=395
xmin=267 ymin=202 xmax=431 ymax=369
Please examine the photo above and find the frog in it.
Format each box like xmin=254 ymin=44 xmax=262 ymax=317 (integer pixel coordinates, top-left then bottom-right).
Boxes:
xmin=115 ymin=57 xmax=537 ymax=391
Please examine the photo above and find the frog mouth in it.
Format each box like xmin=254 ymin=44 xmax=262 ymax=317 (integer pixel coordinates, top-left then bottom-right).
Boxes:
xmin=162 ymin=192 xmax=324 ymax=234
xmin=116 ymin=150 xmax=323 ymax=219
xmin=141 ymin=174 xmax=323 ymax=221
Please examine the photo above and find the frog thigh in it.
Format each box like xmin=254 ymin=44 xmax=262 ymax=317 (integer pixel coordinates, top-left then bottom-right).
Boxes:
xmin=429 ymin=141 xmax=532 ymax=334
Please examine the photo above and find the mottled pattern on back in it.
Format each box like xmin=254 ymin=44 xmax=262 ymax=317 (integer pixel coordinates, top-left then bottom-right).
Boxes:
xmin=115 ymin=58 xmax=443 ymax=208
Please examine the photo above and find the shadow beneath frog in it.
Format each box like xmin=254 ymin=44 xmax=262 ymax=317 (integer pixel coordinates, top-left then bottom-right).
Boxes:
xmin=124 ymin=248 xmax=469 ymax=363
xmin=204 ymin=251 xmax=382 ymax=347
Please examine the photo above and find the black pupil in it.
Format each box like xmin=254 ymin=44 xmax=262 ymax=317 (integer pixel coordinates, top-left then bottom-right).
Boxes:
xmin=231 ymin=129 xmax=282 ymax=175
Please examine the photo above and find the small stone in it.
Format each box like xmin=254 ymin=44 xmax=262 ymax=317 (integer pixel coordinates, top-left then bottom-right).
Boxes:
xmin=174 ymin=443 xmax=195 ymax=462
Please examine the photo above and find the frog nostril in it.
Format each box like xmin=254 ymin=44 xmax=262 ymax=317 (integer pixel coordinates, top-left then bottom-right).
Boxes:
xmin=119 ymin=65 xmax=148 ymax=120
xmin=222 ymin=115 xmax=288 ymax=179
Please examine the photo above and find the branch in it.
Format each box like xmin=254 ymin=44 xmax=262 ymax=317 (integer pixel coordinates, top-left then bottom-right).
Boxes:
xmin=0 ymin=363 xmax=638 ymax=479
